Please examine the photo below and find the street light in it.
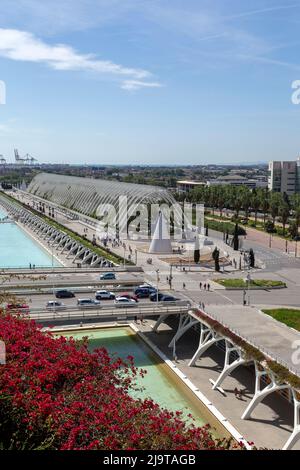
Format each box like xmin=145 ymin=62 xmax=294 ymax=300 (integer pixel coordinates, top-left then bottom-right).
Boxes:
xmin=123 ymin=246 xmax=126 ymax=268
xmin=246 ymin=271 xmax=251 ymax=306
xmin=156 ymin=269 xmax=160 ymax=303
xmin=169 ymin=264 xmax=173 ymax=290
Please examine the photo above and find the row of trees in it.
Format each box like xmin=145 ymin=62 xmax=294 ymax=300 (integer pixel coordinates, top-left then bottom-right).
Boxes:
xmin=176 ymin=185 xmax=300 ymax=237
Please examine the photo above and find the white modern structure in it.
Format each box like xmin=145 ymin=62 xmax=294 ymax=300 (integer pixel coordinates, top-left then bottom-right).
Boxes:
xmin=268 ymin=159 xmax=300 ymax=195
xmin=28 ymin=173 xmax=176 ymax=218
xmin=153 ymin=307 xmax=300 ymax=450
xmin=149 ymin=211 xmax=172 ymax=254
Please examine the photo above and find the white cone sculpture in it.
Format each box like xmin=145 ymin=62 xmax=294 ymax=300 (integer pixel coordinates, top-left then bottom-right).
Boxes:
xmin=149 ymin=211 xmax=172 ymax=254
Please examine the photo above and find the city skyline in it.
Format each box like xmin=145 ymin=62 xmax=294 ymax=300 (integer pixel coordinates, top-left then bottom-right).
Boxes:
xmin=0 ymin=0 xmax=300 ymax=164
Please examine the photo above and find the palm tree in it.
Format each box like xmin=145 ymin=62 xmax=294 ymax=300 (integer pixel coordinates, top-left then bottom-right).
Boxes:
xmin=269 ymin=192 xmax=282 ymax=225
xmin=258 ymin=188 xmax=269 ymax=228
xmin=291 ymin=194 xmax=300 ymax=238
xmin=240 ymin=187 xmax=252 ymax=221
xmin=279 ymin=201 xmax=290 ymax=236
xmin=251 ymin=189 xmax=261 ymax=226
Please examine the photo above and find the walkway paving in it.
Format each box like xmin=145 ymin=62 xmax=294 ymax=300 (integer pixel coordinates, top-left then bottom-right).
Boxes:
xmin=203 ymin=304 xmax=300 ymax=376
xmin=139 ymin=318 xmax=300 ymax=450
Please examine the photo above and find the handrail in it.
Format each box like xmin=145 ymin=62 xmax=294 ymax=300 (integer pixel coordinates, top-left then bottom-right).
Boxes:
xmin=30 ymin=302 xmax=189 ymax=322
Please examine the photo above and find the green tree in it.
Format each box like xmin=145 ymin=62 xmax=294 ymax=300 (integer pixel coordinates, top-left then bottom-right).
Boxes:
xmin=278 ymin=201 xmax=290 ymax=236
xmin=212 ymin=247 xmax=220 ymax=272
xmin=269 ymin=192 xmax=282 ymax=225
xmin=251 ymin=189 xmax=261 ymax=226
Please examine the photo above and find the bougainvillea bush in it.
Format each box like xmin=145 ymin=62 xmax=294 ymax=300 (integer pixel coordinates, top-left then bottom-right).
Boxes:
xmin=0 ymin=313 xmax=236 ymax=450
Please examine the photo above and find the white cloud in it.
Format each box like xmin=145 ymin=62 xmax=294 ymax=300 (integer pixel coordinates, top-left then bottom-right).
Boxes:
xmin=121 ymin=80 xmax=163 ymax=91
xmin=0 ymin=28 xmax=161 ymax=90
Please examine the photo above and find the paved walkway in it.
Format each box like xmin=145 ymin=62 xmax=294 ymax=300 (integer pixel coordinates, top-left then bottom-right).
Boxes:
xmin=139 ymin=317 xmax=300 ymax=450
xmin=203 ymin=304 xmax=300 ymax=376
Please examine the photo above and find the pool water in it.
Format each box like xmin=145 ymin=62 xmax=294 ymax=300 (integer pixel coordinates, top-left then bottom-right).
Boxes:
xmin=0 ymin=207 xmax=61 ymax=268
xmin=62 ymin=327 xmax=228 ymax=435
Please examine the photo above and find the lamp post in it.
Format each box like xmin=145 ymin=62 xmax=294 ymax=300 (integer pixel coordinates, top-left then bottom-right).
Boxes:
xmin=156 ymin=269 xmax=160 ymax=303
xmin=169 ymin=264 xmax=173 ymax=290
xmin=246 ymin=271 xmax=251 ymax=306
xmin=123 ymin=246 xmax=126 ymax=268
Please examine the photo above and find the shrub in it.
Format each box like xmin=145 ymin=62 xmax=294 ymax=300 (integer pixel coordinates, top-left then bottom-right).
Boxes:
xmin=0 ymin=313 xmax=235 ymax=450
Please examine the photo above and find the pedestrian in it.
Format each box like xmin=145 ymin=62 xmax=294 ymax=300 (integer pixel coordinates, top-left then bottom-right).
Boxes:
xmin=204 ymin=283 xmax=206 ymax=291
xmin=29 ymin=263 xmax=32 ymax=269
xmin=234 ymin=387 xmax=239 ymax=398
xmin=207 ymin=283 xmax=210 ymax=291
xmin=202 ymin=302 xmax=205 ymax=311
xmin=199 ymin=282 xmax=202 ymax=290
xmin=183 ymin=282 xmax=186 ymax=289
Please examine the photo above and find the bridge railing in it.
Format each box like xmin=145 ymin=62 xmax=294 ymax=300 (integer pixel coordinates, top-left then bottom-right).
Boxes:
xmin=27 ymin=301 xmax=190 ymax=322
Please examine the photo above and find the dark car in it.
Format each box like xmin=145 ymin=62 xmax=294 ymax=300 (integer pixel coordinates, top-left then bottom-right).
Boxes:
xmin=149 ymin=292 xmax=166 ymax=302
xmin=134 ymin=287 xmax=157 ymax=298
xmin=55 ymin=289 xmax=75 ymax=299
xmin=160 ymin=295 xmax=178 ymax=302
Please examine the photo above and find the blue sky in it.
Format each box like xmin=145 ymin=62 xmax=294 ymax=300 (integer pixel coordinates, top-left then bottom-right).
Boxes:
xmin=0 ymin=0 xmax=300 ymax=165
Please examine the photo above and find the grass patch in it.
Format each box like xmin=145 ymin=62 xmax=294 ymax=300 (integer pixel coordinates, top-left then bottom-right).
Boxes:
xmin=262 ymin=309 xmax=300 ymax=331
xmin=215 ymin=278 xmax=286 ymax=289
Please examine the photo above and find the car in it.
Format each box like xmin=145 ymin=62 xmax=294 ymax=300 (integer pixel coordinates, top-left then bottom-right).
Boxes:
xmin=149 ymin=292 xmax=166 ymax=302
xmin=138 ymin=284 xmax=157 ymax=293
xmin=160 ymin=295 xmax=179 ymax=302
xmin=134 ymin=286 xmax=157 ymax=298
xmin=55 ymin=289 xmax=75 ymax=299
xmin=6 ymin=303 xmax=30 ymax=313
xmin=119 ymin=292 xmax=139 ymax=302
xmin=95 ymin=290 xmax=115 ymax=300
xmin=114 ymin=297 xmax=138 ymax=308
xmin=99 ymin=272 xmax=116 ymax=280
xmin=77 ymin=298 xmax=101 ymax=307
xmin=46 ymin=301 xmax=66 ymax=310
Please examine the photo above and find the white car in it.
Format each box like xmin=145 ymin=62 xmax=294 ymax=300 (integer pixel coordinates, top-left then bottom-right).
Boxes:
xmin=46 ymin=301 xmax=66 ymax=310
xmin=77 ymin=298 xmax=101 ymax=307
xmin=114 ymin=297 xmax=138 ymax=308
xmin=95 ymin=290 xmax=115 ymax=300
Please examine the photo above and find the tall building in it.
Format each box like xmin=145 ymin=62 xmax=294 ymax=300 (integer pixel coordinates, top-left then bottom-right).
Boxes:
xmin=268 ymin=159 xmax=300 ymax=195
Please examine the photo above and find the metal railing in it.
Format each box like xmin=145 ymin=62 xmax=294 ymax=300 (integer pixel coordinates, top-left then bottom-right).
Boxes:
xmin=28 ymin=301 xmax=190 ymax=322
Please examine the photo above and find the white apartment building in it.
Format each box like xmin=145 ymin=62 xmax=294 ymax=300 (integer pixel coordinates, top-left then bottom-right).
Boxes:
xmin=268 ymin=159 xmax=300 ymax=195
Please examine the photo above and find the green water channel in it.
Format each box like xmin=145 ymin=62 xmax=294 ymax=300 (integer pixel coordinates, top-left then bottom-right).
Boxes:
xmin=61 ymin=327 xmax=228 ymax=436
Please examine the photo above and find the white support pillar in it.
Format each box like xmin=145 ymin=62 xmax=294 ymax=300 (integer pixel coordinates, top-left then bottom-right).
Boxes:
xmin=188 ymin=322 xmax=223 ymax=367
xmin=242 ymin=361 xmax=290 ymax=420
xmin=212 ymin=340 xmax=248 ymax=390
xmin=168 ymin=315 xmax=199 ymax=349
xmin=283 ymin=390 xmax=300 ymax=450
xmin=153 ymin=314 xmax=170 ymax=333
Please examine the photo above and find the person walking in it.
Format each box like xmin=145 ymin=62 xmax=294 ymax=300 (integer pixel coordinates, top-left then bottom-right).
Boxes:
xmin=183 ymin=282 xmax=186 ymax=289
xmin=207 ymin=283 xmax=210 ymax=291
xmin=199 ymin=282 xmax=202 ymax=290
xmin=203 ymin=283 xmax=206 ymax=291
